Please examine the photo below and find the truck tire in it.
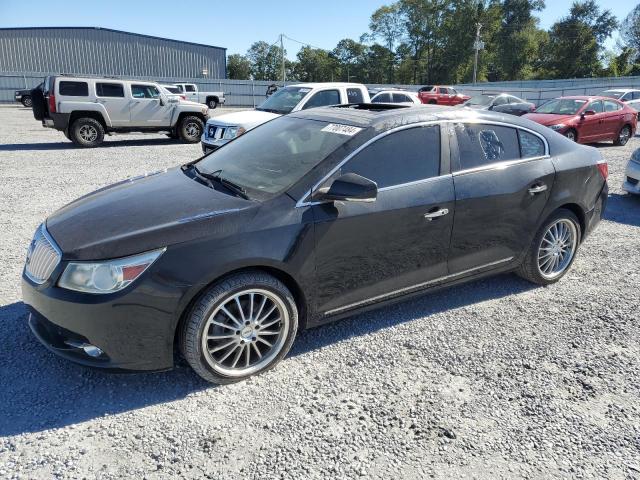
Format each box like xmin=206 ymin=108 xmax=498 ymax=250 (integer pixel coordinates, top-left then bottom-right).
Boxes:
xmin=207 ymin=98 xmax=218 ymax=109
xmin=178 ymin=116 xmax=203 ymax=143
xmin=31 ymin=88 xmax=45 ymax=121
xmin=69 ymin=117 xmax=105 ymax=148
xmin=21 ymin=95 xmax=32 ymax=108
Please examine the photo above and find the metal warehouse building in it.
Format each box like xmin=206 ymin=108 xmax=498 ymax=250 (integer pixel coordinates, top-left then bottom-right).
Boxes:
xmin=0 ymin=27 xmax=226 ymax=79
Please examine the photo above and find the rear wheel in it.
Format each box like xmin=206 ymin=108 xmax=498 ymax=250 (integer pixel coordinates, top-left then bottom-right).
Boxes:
xmin=207 ymin=98 xmax=218 ymax=109
xmin=180 ymin=271 xmax=299 ymax=384
xmin=428 ymin=99 xmax=437 ymax=105
xmin=69 ymin=117 xmax=105 ymax=147
xmin=178 ymin=116 xmax=203 ymax=143
xmin=21 ymin=95 xmax=32 ymax=107
xmin=517 ymin=209 xmax=581 ymax=285
xmin=614 ymin=125 xmax=631 ymax=146
xmin=564 ymin=129 xmax=577 ymax=142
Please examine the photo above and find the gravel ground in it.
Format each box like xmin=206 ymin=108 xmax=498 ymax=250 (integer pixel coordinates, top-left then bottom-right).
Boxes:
xmin=0 ymin=105 xmax=639 ymax=480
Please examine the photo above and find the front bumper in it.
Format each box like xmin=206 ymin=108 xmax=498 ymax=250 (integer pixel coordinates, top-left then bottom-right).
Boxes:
xmin=22 ymin=265 xmax=182 ymax=372
xmin=201 ymin=137 xmax=229 ymax=154
xmin=623 ymin=160 xmax=640 ymax=195
xmin=15 ymin=94 xmax=22 ymax=102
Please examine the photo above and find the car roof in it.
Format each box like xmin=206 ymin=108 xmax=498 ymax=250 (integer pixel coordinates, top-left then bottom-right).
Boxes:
xmin=372 ymin=90 xmax=417 ymax=95
xmin=287 ymin=82 xmax=365 ymax=88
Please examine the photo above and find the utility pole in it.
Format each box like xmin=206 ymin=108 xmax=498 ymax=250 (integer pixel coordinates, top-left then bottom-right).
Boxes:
xmin=472 ymin=23 xmax=483 ymax=84
xmin=280 ymin=34 xmax=286 ymax=85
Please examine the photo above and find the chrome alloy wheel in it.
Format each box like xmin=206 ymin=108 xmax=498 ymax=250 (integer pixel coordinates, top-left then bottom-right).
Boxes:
xmin=619 ymin=126 xmax=631 ymax=145
xmin=537 ymin=219 xmax=577 ymax=280
xmin=201 ymin=289 xmax=290 ymax=377
xmin=79 ymin=125 xmax=98 ymax=142
xmin=565 ymin=130 xmax=576 ymax=142
xmin=185 ymin=122 xmax=201 ymax=139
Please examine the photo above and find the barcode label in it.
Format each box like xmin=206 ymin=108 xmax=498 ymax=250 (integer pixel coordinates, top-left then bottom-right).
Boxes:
xmin=321 ymin=123 xmax=363 ymax=136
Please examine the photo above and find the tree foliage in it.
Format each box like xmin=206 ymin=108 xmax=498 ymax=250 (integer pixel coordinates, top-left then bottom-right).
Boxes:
xmin=227 ymin=54 xmax=251 ymax=80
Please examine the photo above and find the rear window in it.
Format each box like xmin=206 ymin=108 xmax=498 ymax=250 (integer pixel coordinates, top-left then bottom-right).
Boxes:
xmin=347 ymin=88 xmax=364 ymax=104
xmin=519 ymin=130 xmax=545 ymax=158
xmin=58 ymin=81 xmax=88 ymax=97
xmin=96 ymin=83 xmax=124 ymax=97
xmin=604 ymin=100 xmax=621 ymax=112
xmin=185 ymin=85 xmax=196 ymax=92
xmin=420 ymin=85 xmax=434 ymax=93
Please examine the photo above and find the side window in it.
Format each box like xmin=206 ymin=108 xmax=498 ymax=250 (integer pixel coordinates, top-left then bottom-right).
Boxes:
xmin=393 ymin=93 xmax=410 ymax=103
xmin=302 ymin=89 xmax=340 ymax=110
xmin=493 ymin=96 xmax=508 ymax=106
xmin=340 ymin=126 xmax=440 ymax=189
xmin=96 ymin=83 xmax=124 ymax=98
xmin=347 ymin=88 xmax=364 ymax=104
xmin=438 ymin=87 xmax=448 ymax=94
xmin=420 ymin=85 xmax=434 ymax=93
xmin=634 ymin=92 xmax=640 ymax=100
xmin=455 ymin=123 xmax=520 ymax=170
xmin=449 ymin=88 xmax=458 ymax=95
xmin=507 ymin=96 xmax=520 ymax=104
xmin=519 ymin=130 xmax=545 ymax=158
xmin=604 ymin=100 xmax=621 ymax=112
xmin=58 ymin=81 xmax=88 ymax=96
xmin=131 ymin=85 xmax=160 ymax=99
xmin=588 ymin=100 xmax=603 ymax=113
xmin=372 ymin=93 xmax=391 ymax=103
xmin=176 ymin=85 xmax=184 ymax=93
xmin=620 ymin=93 xmax=630 ymax=102
xmin=185 ymin=85 xmax=196 ymax=92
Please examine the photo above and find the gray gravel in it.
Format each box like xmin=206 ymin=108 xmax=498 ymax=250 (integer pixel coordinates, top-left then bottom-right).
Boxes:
xmin=1 ymin=104 xmax=639 ymax=479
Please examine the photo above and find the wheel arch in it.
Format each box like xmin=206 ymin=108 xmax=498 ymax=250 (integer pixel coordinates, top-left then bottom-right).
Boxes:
xmin=69 ymin=110 xmax=108 ymax=130
xmin=176 ymin=111 xmax=207 ymax=125
xmin=205 ymin=95 xmax=219 ymax=104
xmin=554 ymin=203 xmax=586 ymax=241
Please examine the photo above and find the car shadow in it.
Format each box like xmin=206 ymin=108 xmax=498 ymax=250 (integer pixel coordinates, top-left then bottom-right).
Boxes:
xmin=604 ymin=192 xmax=640 ymax=227
xmin=0 ymin=138 xmax=179 ymax=151
xmin=0 ymin=273 xmax=535 ymax=437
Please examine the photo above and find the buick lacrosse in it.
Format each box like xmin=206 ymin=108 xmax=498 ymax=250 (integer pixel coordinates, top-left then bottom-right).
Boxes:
xmin=22 ymin=104 xmax=608 ymax=383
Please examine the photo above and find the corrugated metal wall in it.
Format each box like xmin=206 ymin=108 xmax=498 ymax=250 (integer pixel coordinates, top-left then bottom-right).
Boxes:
xmin=0 ymin=27 xmax=226 ymax=79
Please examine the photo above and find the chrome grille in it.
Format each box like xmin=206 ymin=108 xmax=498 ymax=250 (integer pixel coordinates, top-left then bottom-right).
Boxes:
xmin=25 ymin=225 xmax=61 ymax=284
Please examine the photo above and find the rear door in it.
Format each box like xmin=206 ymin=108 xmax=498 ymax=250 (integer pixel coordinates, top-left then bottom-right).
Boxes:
xmin=602 ymin=100 xmax=624 ymax=137
xmin=129 ymin=84 xmax=172 ymax=126
xmin=448 ymin=122 xmax=553 ymax=274
xmin=312 ymin=124 xmax=455 ymax=315
xmin=95 ymin=82 xmax=129 ymax=126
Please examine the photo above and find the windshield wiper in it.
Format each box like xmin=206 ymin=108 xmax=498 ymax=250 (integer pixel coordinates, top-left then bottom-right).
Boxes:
xmin=198 ymin=168 xmax=250 ymax=200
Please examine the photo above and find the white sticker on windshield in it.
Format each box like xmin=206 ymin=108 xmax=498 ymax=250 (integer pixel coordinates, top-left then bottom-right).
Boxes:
xmin=299 ymin=88 xmax=312 ymax=93
xmin=321 ymin=124 xmax=363 ymax=136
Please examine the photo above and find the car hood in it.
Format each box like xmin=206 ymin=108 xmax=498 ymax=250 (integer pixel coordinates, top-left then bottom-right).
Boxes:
xmin=523 ymin=112 xmax=577 ymax=126
xmin=46 ymin=168 xmax=255 ymax=261
xmin=206 ymin=110 xmax=280 ymax=129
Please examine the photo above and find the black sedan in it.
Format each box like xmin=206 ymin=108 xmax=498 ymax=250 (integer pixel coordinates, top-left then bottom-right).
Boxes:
xmin=462 ymin=93 xmax=536 ymax=116
xmin=22 ymin=104 xmax=608 ymax=384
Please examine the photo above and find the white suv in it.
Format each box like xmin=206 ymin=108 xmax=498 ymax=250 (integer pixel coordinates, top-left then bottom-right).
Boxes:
xmin=33 ymin=75 xmax=210 ymax=147
xmin=201 ymin=83 xmax=370 ymax=153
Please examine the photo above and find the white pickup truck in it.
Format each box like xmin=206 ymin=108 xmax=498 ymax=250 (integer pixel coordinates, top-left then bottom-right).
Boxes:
xmin=173 ymin=83 xmax=225 ymax=109
xmin=200 ymin=82 xmax=370 ymax=153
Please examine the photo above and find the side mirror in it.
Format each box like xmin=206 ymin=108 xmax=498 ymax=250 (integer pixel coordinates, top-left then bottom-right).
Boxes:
xmin=314 ymin=173 xmax=377 ymax=203
xmin=159 ymin=95 xmax=165 ymax=106
xmin=582 ymin=110 xmax=596 ymax=117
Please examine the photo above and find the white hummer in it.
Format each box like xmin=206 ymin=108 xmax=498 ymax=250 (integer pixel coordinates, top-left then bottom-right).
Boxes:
xmin=33 ymin=75 xmax=210 ymax=147
xmin=200 ymin=83 xmax=370 ymax=154
xmin=173 ymin=83 xmax=226 ymax=109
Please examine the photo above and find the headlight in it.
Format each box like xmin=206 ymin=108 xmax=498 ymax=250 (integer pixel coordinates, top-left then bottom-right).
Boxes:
xmin=58 ymin=248 xmax=165 ymax=294
xmin=549 ymin=124 xmax=566 ymax=131
xmin=223 ymin=126 xmax=246 ymax=140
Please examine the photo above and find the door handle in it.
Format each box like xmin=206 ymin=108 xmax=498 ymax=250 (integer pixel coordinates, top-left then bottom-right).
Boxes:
xmin=424 ymin=208 xmax=449 ymax=220
xmin=528 ymin=184 xmax=547 ymax=195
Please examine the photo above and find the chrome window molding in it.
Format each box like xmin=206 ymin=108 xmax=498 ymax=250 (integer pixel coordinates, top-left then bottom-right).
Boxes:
xmin=324 ymin=256 xmax=514 ymax=316
xmin=295 ymin=119 xmax=550 ymax=208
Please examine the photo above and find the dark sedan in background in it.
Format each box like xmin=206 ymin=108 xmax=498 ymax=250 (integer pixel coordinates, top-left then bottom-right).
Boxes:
xmin=22 ymin=104 xmax=608 ymax=384
xmin=14 ymin=88 xmax=33 ymax=107
xmin=462 ymin=93 xmax=535 ymax=116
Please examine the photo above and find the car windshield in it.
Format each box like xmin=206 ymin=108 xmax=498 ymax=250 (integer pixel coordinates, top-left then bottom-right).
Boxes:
xmin=196 ymin=116 xmax=359 ymax=198
xmin=466 ymin=95 xmax=495 ymax=106
xmin=535 ymin=99 xmax=587 ymax=115
xmin=256 ymin=86 xmax=312 ymax=114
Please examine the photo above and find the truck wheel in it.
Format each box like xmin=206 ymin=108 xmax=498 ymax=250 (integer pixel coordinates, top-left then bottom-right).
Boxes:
xmin=207 ymin=98 xmax=218 ymax=109
xmin=428 ymin=99 xmax=437 ymax=105
xmin=21 ymin=96 xmax=32 ymax=108
xmin=69 ymin=118 xmax=105 ymax=148
xmin=178 ymin=116 xmax=203 ymax=143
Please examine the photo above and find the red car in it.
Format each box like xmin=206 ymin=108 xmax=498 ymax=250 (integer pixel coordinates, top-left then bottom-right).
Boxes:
xmin=524 ymin=96 xmax=636 ymax=146
xmin=418 ymin=85 xmax=470 ymax=105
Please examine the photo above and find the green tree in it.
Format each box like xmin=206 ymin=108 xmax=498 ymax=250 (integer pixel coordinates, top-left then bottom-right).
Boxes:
xmin=294 ymin=47 xmax=339 ymax=82
xmin=227 ymin=54 xmax=251 ymax=80
xmin=332 ymin=39 xmax=367 ymax=82
xmin=246 ymin=41 xmax=287 ymax=81
xmin=620 ymin=4 xmax=640 ymax=60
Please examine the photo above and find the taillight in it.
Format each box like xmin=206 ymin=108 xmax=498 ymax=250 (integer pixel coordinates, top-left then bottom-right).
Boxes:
xmin=180 ymin=95 xmax=186 ymax=100
xmin=597 ymin=161 xmax=608 ymax=180
xmin=48 ymin=92 xmax=56 ymax=113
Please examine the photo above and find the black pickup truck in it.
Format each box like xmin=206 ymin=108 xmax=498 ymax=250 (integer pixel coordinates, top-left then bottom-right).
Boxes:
xmin=15 ymin=88 xmax=34 ymax=107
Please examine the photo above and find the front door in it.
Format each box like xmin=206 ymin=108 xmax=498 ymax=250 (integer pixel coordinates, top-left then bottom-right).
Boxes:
xmin=312 ymin=125 xmax=455 ymax=316
xmin=448 ymin=122 xmax=555 ymax=274
xmin=129 ymin=84 xmax=172 ymax=127
xmin=578 ymin=100 xmax=606 ymax=142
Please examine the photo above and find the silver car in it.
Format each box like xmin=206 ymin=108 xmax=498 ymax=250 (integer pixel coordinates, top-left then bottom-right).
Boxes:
xmin=623 ymin=148 xmax=640 ymax=195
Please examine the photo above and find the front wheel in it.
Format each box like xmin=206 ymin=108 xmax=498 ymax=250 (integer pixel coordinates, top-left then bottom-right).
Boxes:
xmin=614 ymin=125 xmax=631 ymax=146
xmin=564 ymin=129 xmax=577 ymax=142
xmin=21 ymin=96 xmax=32 ymax=107
xmin=517 ymin=209 xmax=581 ymax=285
xmin=178 ymin=116 xmax=203 ymax=143
xmin=180 ymin=271 xmax=299 ymax=384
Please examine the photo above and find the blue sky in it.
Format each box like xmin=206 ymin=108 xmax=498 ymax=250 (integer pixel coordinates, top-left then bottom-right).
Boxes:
xmin=0 ymin=0 xmax=634 ymax=57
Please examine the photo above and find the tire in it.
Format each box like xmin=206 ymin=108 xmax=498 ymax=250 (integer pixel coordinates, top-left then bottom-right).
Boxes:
xmin=178 ymin=115 xmax=203 ymax=143
xmin=180 ymin=271 xmax=299 ymax=384
xmin=517 ymin=208 xmax=582 ymax=286
xmin=564 ymin=129 xmax=578 ymax=142
xmin=207 ymin=98 xmax=218 ymax=109
xmin=614 ymin=125 xmax=631 ymax=146
xmin=69 ymin=117 xmax=105 ymax=147
xmin=21 ymin=95 xmax=32 ymax=108
xmin=31 ymin=88 xmax=45 ymax=121
xmin=428 ymin=100 xmax=437 ymax=105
